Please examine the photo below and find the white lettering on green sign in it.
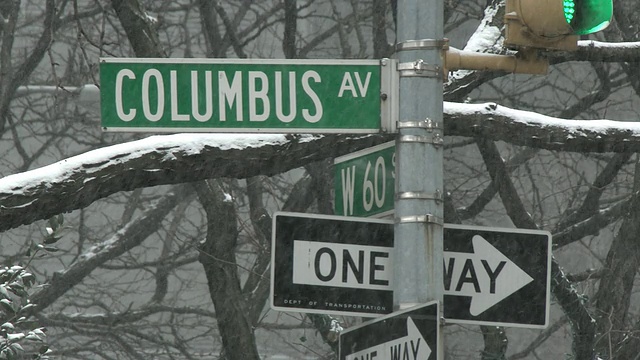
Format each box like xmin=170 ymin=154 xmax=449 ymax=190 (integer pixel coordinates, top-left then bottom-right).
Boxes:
xmin=114 ymin=69 xmax=327 ymax=124
xmin=334 ymin=143 xmax=396 ymax=217
xmin=101 ymin=59 xmax=388 ymax=133
xmin=338 ymin=72 xmax=371 ymax=97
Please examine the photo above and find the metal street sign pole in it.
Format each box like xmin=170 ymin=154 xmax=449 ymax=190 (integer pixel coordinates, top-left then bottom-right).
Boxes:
xmin=395 ymin=0 xmax=444 ymax=359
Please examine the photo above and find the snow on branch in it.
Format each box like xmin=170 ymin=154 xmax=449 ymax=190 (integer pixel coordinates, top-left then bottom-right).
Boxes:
xmin=0 ymin=134 xmax=388 ymax=232
xmin=1 ymin=103 xmax=640 ymax=233
xmin=550 ymin=40 xmax=640 ymax=64
xmin=445 ymin=102 xmax=640 ymax=153
xmin=15 ymin=187 xmax=188 ymax=320
xmin=38 ymin=303 xmax=217 ymax=327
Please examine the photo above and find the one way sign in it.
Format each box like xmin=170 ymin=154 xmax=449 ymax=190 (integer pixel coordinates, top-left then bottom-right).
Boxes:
xmin=444 ymin=234 xmax=533 ymax=316
xmin=271 ymin=212 xmax=394 ymax=317
xmin=271 ymin=213 xmax=551 ymax=328
xmin=443 ymin=224 xmax=551 ymax=328
xmin=339 ymin=302 xmax=439 ymax=360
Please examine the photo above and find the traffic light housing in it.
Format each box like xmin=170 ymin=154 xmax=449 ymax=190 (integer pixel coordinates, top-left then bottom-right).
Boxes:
xmin=504 ymin=0 xmax=613 ymax=50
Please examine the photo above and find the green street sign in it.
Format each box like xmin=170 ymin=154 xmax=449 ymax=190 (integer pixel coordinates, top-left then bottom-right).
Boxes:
xmin=334 ymin=142 xmax=395 ymax=218
xmin=100 ymin=58 xmax=395 ymax=133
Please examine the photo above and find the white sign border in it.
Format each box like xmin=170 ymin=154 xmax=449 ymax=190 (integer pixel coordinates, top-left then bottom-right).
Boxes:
xmin=101 ymin=57 xmax=382 ymax=66
xmin=334 ymin=141 xmax=395 ymax=164
xmin=339 ymin=301 xmax=440 ymax=360
xmin=443 ymin=223 xmax=552 ymax=329
xmin=100 ymin=57 xmax=397 ymax=134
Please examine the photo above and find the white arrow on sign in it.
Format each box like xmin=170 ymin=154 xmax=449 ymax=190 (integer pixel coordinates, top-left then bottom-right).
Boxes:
xmin=285 ymin=225 xmax=537 ymax=317
xmin=444 ymin=235 xmax=534 ymax=316
xmin=345 ymin=317 xmax=431 ymax=360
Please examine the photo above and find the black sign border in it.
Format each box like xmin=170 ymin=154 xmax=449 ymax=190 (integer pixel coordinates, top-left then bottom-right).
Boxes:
xmin=271 ymin=212 xmax=394 ymax=317
xmin=443 ymin=224 xmax=552 ymax=328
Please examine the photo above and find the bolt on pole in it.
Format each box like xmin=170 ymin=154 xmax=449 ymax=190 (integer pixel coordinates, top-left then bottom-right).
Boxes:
xmin=394 ymin=0 xmax=444 ymax=358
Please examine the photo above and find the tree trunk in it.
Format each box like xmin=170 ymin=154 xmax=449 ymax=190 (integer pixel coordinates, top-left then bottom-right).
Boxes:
xmin=593 ymin=156 xmax=640 ymax=358
xmin=195 ymin=180 xmax=260 ymax=360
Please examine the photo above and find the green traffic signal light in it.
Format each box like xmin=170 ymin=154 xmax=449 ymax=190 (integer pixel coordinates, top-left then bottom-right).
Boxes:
xmin=563 ymin=0 xmax=613 ymax=35
xmin=505 ymin=0 xmax=613 ymax=50
xmin=563 ymin=1 xmax=576 ymax=23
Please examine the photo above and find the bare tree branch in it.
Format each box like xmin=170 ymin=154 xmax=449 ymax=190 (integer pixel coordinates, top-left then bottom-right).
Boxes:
xmin=15 ymin=185 xmax=193 ymax=321
xmin=549 ymin=41 xmax=640 ymax=64
xmin=282 ymin=0 xmax=297 ymax=59
xmin=110 ymin=0 xmax=165 ymax=57
xmin=195 ymin=180 xmax=260 ymax=360
xmin=0 ymin=134 xmax=389 ymax=232
xmin=554 ymin=152 xmax=633 ymax=232
xmin=197 ymin=0 xmax=224 ymax=57
xmin=476 ymin=138 xmax=596 ymax=359
xmin=553 ymin=198 xmax=630 ymax=248
xmin=0 ymin=0 xmax=56 ymax=133
xmin=6 ymin=101 xmax=640 ymax=233
xmin=446 ymin=102 xmax=640 ymax=153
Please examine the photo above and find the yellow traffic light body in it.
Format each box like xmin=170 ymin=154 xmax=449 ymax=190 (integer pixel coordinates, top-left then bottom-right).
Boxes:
xmin=504 ymin=0 xmax=613 ymax=51
xmin=442 ymin=0 xmax=613 ymax=75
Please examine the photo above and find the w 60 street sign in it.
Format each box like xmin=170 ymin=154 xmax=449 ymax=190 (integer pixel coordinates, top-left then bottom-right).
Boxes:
xmin=100 ymin=58 xmax=396 ymax=133
xmin=334 ymin=142 xmax=395 ymax=218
